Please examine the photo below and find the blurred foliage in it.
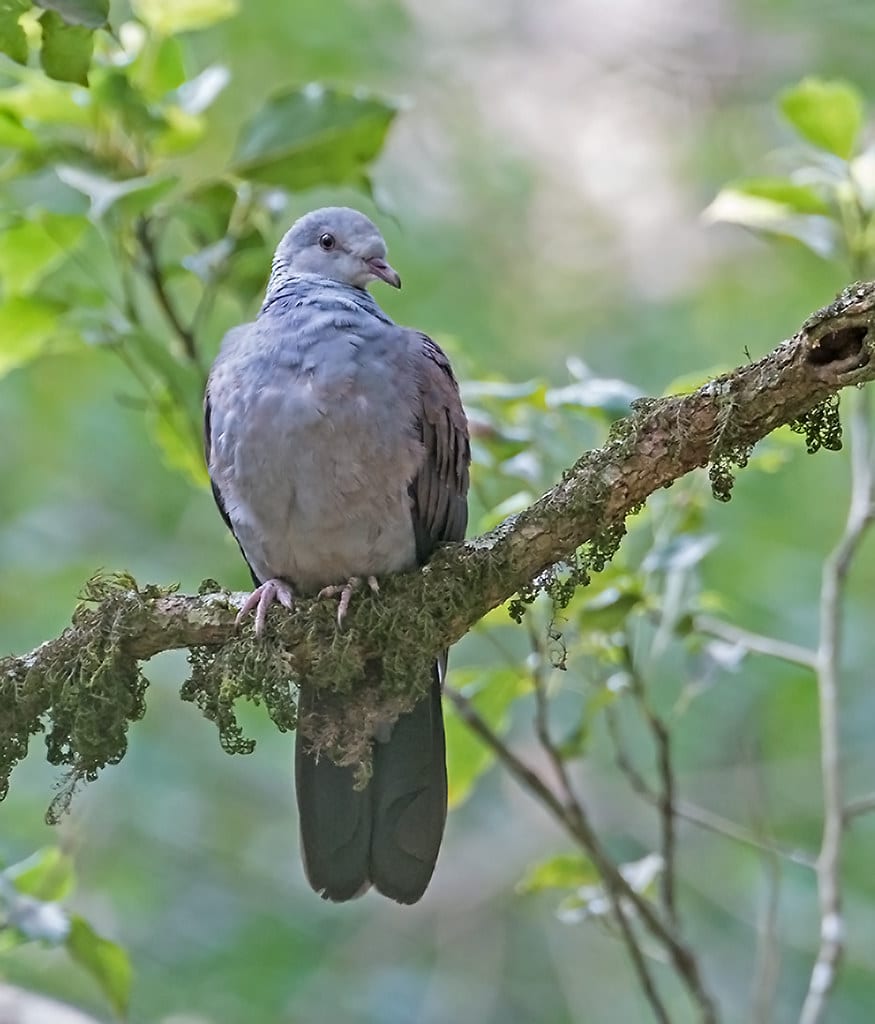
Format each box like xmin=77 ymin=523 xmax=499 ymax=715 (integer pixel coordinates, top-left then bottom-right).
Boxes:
xmin=0 ymin=846 xmax=131 ymax=1015
xmin=1 ymin=0 xmax=875 ymax=1022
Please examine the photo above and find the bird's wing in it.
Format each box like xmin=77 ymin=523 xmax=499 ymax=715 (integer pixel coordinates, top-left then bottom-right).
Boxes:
xmin=204 ymin=379 xmax=261 ymax=586
xmin=408 ymin=332 xmax=470 ymax=563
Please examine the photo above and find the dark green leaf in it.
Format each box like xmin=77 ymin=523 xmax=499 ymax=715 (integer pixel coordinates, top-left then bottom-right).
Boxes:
xmin=179 ymin=180 xmax=238 ymax=241
xmin=579 ymin=586 xmax=644 ymax=633
xmin=7 ymin=847 xmax=75 ymax=902
xmin=92 ymin=70 xmax=166 ymax=137
xmin=66 ymin=915 xmax=132 ymax=1017
xmin=780 ymin=78 xmax=864 ymax=160
xmin=0 ymin=0 xmax=30 ymax=65
xmin=36 ymin=0 xmax=108 ymax=28
xmin=39 ymin=10 xmax=94 ymax=86
xmin=232 ymin=84 xmax=397 ymax=191
xmin=516 ymin=853 xmax=599 ymax=894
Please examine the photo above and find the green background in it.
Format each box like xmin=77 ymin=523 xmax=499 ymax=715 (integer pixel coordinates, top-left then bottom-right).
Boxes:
xmin=3 ymin=0 xmax=875 ymax=1021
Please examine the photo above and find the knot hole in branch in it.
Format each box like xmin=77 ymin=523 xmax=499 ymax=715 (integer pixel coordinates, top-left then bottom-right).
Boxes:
xmin=806 ymin=325 xmax=870 ymax=368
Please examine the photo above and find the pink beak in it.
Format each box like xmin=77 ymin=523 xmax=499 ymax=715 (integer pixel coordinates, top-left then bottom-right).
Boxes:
xmin=366 ymin=256 xmax=401 ymax=289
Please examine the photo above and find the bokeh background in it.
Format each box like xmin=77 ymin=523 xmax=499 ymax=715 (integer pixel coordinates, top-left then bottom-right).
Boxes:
xmin=3 ymin=0 xmax=875 ymax=1021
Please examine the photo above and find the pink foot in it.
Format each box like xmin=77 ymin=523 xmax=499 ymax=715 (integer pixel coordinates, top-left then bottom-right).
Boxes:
xmin=316 ymin=575 xmax=379 ymax=627
xmin=236 ymin=578 xmax=295 ymax=636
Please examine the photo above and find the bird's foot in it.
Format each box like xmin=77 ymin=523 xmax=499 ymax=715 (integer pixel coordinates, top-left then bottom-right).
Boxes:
xmin=316 ymin=575 xmax=380 ymax=627
xmin=236 ymin=578 xmax=295 ymax=636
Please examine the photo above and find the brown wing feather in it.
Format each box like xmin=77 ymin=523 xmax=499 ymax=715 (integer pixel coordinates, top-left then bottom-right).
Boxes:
xmin=409 ymin=333 xmax=470 ymax=563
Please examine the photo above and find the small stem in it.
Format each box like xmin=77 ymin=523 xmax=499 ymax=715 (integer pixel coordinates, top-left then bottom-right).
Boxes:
xmin=693 ymin=616 xmax=817 ymax=670
xmin=446 ymin=685 xmax=718 ymax=1023
xmin=622 ymin=644 xmax=679 ymax=927
xmin=799 ymin=388 xmax=874 ymax=1024
xmin=842 ymin=792 xmax=875 ymax=824
xmin=135 ymin=217 xmax=203 ymax=374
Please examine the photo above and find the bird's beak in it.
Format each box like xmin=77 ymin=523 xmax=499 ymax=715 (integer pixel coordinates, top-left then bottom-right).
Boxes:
xmin=366 ymin=256 xmax=401 ymax=289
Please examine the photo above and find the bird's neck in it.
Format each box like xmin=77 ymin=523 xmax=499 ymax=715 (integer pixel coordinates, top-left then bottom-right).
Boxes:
xmin=260 ymin=273 xmax=391 ymax=325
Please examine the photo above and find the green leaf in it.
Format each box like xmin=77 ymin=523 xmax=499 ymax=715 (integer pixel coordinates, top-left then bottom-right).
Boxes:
xmin=35 ymin=0 xmax=108 ymax=28
xmin=0 ymin=76 xmax=91 ymax=125
xmin=179 ymin=180 xmax=237 ymax=240
xmin=723 ymin=177 xmax=832 ymax=216
xmin=445 ymin=667 xmax=529 ymax=807
xmin=578 ymin=586 xmax=644 ymax=633
xmin=780 ymin=78 xmax=864 ymax=160
xmin=0 ymin=110 xmax=36 ymax=148
xmin=0 ymin=295 xmax=74 ymax=377
xmin=703 ymin=188 xmax=840 ymax=259
xmin=39 ymin=9 xmax=94 ymax=85
xmin=151 ymin=402 xmax=208 ymax=487
xmin=132 ymin=0 xmax=238 ymax=34
xmin=92 ymin=70 xmax=167 ymax=137
xmin=7 ymin=847 xmax=76 ymax=902
xmin=66 ymin=915 xmax=132 ymax=1017
xmin=174 ymin=64 xmax=229 ymax=115
xmin=129 ymin=35 xmax=186 ymax=99
xmin=547 ymin=361 xmax=643 ymax=420
xmin=232 ymin=84 xmax=397 ymax=191
xmin=56 ymin=165 xmax=177 ymax=219
xmin=0 ymin=212 xmax=88 ymax=293
xmin=516 ymin=853 xmax=599 ymax=894
xmin=0 ymin=0 xmax=30 ymax=65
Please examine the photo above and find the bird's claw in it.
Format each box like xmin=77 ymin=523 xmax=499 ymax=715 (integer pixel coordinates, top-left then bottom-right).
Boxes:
xmin=236 ymin=578 xmax=295 ymax=636
xmin=317 ymin=575 xmax=379 ymax=627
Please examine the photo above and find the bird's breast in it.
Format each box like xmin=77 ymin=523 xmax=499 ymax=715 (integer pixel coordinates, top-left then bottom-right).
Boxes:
xmin=210 ymin=349 xmax=422 ymax=591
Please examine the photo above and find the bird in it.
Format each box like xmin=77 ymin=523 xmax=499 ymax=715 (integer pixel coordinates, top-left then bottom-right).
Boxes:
xmin=204 ymin=207 xmax=470 ymax=904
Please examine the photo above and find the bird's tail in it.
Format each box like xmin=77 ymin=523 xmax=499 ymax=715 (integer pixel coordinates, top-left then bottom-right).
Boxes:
xmin=294 ymin=663 xmax=447 ymax=904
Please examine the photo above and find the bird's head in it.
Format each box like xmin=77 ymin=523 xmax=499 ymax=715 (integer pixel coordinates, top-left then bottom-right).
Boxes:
xmin=269 ymin=207 xmax=401 ymax=294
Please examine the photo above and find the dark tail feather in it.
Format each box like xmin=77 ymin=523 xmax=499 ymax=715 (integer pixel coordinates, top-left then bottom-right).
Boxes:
xmin=370 ymin=667 xmax=447 ymax=904
xmin=295 ymin=703 xmax=373 ymax=902
xmin=294 ymin=664 xmax=447 ymax=905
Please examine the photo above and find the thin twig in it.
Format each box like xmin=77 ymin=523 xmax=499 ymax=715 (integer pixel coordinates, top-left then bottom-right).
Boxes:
xmin=693 ymin=616 xmax=818 ymax=670
xmin=445 ymin=684 xmax=718 ymax=1023
xmin=135 ymin=216 xmax=203 ymax=372
xmin=607 ymin=708 xmax=815 ymax=869
xmin=800 ymin=388 xmax=875 ymax=1024
xmin=742 ymin=739 xmax=783 ymax=1024
xmin=622 ymin=644 xmax=679 ymax=926
xmin=751 ymin=841 xmax=782 ymax=1024
xmin=447 ymin=682 xmax=673 ymax=1024
xmin=843 ymin=792 xmax=875 ymax=824
xmin=674 ymin=801 xmax=815 ymax=871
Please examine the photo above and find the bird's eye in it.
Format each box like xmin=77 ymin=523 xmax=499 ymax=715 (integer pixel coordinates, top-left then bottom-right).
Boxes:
xmin=319 ymin=233 xmax=336 ymax=251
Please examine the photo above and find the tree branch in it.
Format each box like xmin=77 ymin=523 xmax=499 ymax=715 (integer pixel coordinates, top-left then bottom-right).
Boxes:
xmin=1 ymin=283 xmax=874 ymax=798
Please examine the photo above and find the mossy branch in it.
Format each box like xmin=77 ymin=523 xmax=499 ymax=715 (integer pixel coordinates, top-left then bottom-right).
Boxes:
xmin=2 ymin=282 xmax=875 ymax=809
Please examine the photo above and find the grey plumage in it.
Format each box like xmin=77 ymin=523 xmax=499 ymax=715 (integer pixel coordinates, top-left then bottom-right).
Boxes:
xmin=204 ymin=207 xmax=470 ymax=904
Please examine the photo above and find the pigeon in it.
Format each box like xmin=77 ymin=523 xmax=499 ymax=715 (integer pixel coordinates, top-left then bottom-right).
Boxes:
xmin=204 ymin=207 xmax=470 ymax=904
